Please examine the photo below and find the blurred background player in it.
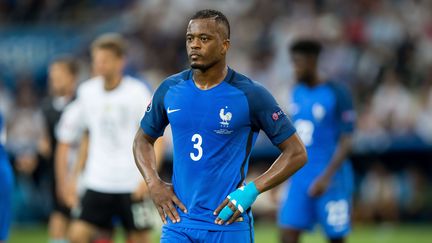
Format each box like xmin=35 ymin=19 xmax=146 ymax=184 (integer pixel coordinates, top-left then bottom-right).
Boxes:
xmin=40 ymin=56 xmax=79 ymax=243
xmin=278 ymin=40 xmax=356 ymax=243
xmin=60 ymin=33 xmax=161 ymax=243
xmin=0 ymin=112 xmax=14 ymax=243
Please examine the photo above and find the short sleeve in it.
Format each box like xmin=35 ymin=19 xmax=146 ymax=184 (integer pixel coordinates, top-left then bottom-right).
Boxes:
xmin=56 ymin=100 xmax=86 ymax=144
xmin=139 ymin=81 xmax=170 ymax=138
xmin=331 ymin=83 xmax=356 ymax=134
xmin=134 ymin=81 xmax=153 ymax=118
xmin=250 ymin=84 xmax=296 ymax=146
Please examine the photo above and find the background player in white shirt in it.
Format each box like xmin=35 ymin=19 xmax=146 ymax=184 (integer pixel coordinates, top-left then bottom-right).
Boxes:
xmin=58 ymin=33 xmax=162 ymax=243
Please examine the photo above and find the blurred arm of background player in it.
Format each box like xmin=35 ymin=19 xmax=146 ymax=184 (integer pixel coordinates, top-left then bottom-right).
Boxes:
xmin=55 ymin=131 xmax=89 ymax=208
xmin=131 ymin=136 xmax=165 ymax=201
xmin=269 ymin=134 xmax=353 ymax=202
xmin=308 ymin=134 xmax=352 ymax=197
xmin=38 ymin=122 xmax=52 ymax=160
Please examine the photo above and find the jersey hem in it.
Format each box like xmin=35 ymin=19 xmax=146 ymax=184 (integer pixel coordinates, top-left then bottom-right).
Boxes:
xmin=163 ymin=221 xmax=252 ymax=232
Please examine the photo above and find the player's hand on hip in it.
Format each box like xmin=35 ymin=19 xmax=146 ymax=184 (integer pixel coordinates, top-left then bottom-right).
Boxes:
xmin=308 ymin=175 xmax=331 ymax=197
xmin=214 ymin=182 xmax=259 ymax=225
xmin=148 ymin=179 xmax=187 ymax=224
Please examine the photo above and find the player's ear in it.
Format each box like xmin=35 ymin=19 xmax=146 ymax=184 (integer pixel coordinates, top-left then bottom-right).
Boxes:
xmin=221 ymin=39 xmax=230 ymax=55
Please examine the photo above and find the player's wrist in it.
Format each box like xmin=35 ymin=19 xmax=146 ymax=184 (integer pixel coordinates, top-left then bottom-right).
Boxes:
xmin=229 ymin=182 xmax=259 ymax=213
xmin=145 ymin=172 xmax=162 ymax=184
xmin=244 ymin=182 xmax=260 ymax=197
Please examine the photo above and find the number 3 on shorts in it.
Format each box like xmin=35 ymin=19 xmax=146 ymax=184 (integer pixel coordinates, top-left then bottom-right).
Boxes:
xmin=190 ymin=134 xmax=203 ymax=161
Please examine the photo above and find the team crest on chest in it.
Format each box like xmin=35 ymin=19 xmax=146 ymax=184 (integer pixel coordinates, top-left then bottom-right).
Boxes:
xmin=219 ymin=106 xmax=232 ymax=127
xmin=214 ymin=106 xmax=234 ymax=135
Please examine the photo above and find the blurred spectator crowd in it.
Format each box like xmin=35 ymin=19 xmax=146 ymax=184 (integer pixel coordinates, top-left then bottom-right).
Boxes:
xmin=0 ymin=0 xmax=431 ymax=225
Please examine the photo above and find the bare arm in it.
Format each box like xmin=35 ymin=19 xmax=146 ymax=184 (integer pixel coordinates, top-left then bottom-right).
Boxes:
xmin=54 ymin=141 xmax=70 ymax=203
xmin=321 ymin=135 xmax=351 ymax=179
xmin=132 ymin=135 xmax=165 ymax=200
xmin=309 ymin=134 xmax=352 ymax=197
xmin=55 ymin=132 xmax=89 ymax=207
xmin=38 ymin=113 xmax=52 ymax=160
xmin=254 ymin=133 xmax=307 ymax=193
xmin=133 ymin=129 xmax=186 ymax=224
xmin=71 ymin=132 xmax=89 ymax=178
xmin=133 ymin=129 xmax=160 ymax=185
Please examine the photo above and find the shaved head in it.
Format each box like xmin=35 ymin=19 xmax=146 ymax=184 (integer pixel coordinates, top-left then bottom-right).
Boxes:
xmin=190 ymin=9 xmax=230 ymax=39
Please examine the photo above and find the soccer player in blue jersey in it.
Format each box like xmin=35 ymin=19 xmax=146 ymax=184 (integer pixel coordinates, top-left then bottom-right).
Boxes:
xmin=0 ymin=112 xmax=14 ymax=243
xmin=133 ymin=9 xmax=307 ymax=242
xmin=278 ymin=40 xmax=356 ymax=243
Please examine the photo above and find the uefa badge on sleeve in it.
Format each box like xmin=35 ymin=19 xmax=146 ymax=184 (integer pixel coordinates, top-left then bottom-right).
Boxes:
xmin=272 ymin=109 xmax=284 ymax=121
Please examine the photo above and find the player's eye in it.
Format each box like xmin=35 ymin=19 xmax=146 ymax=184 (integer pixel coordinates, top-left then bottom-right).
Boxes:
xmin=200 ymin=37 xmax=208 ymax=42
xmin=186 ymin=36 xmax=193 ymax=42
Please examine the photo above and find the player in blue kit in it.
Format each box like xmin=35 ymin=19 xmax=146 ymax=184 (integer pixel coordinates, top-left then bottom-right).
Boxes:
xmin=133 ymin=9 xmax=308 ymax=243
xmin=0 ymin=112 xmax=14 ymax=243
xmin=278 ymin=40 xmax=356 ymax=243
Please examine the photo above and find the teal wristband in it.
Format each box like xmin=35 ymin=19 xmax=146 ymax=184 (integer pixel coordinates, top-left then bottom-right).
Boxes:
xmin=217 ymin=182 xmax=260 ymax=221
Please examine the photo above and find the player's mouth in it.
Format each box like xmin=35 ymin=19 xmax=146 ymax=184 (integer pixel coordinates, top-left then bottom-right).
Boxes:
xmin=190 ymin=53 xmax=202 ymax=60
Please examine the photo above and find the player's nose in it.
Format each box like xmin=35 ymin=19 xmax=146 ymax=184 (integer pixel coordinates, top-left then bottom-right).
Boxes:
xmin=189 ymin=38 xmax=201 ymax=49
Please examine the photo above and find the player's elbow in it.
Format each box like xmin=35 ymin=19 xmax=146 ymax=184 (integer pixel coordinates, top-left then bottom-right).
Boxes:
xmin=291 ymin=142 xmax=307 ymax=170
xmin=291 ymin=136 xmax=308 ymax=170
xmin=280 ymin=133 xmax=308 ymax=171
xmin=297 ymin=145 xmax=308 ymax=168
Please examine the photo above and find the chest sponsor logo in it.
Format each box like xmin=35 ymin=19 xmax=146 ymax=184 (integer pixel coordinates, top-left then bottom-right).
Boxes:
xmin=214 ymin=106 xmax=234 ymax=135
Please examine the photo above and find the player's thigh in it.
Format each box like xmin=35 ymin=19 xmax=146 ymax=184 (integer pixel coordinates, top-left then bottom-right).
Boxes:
xmin=206 ymin=230 xmax=253 ymax=243
xmin=316 ymin=190 xmax=351 ymax=239
xmin=74 ymin=189 xmax=115 ymax=230
xmin=160 ymin=227 xmax=193 ymax=243
xmin=0 ymin=159 xmax=13 ymax=241
xmin=116 ymin=194 xmax=155 ymax=233
xmin=68 ymin=220 xmax=97 ymax=243
xmin=128 ymin=230 xmax=151 ymax=243
xmin=278 ymin=182 xmax=315 ymax=231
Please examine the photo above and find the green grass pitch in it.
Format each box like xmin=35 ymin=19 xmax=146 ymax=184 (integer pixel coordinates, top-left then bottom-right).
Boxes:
xmin=8 ymin=223 xmax=432 ymax=243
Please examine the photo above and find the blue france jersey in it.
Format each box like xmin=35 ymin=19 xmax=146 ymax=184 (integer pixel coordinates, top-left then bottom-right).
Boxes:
xmin=141 ymin=68 xmax=296 ymax=231
xmin=289 ymin=82 xmax=355 ymax=187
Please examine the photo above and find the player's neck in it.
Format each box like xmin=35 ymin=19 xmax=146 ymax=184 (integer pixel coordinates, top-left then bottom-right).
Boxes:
xmin=103 ymin=74 xmax=122 ymax=91
xmin=193 ymin=62 xmax=228 ymax=90
xmin=304 ymin=73 xmax=321 ymax=87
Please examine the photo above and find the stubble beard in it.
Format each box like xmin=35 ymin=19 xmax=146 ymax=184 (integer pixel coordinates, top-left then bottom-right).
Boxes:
xmin=190 ymin=59 xmax=219 ymax=73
